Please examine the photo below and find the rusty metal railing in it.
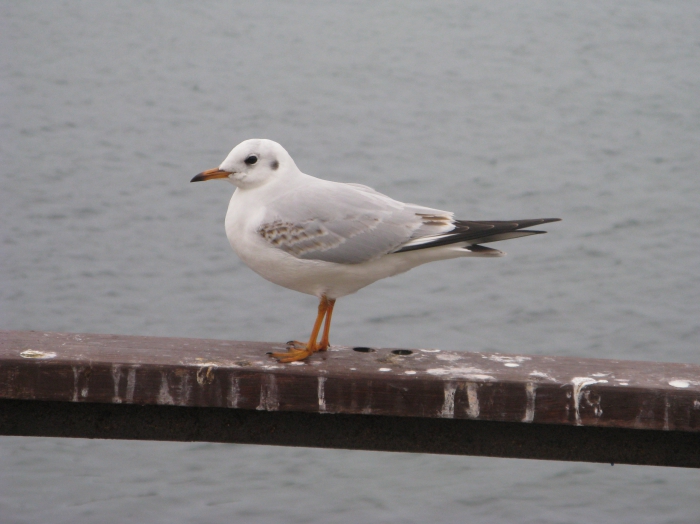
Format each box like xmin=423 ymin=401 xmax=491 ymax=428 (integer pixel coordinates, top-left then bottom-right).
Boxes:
xmin=1 ymin=330 xmax=698 ymax=467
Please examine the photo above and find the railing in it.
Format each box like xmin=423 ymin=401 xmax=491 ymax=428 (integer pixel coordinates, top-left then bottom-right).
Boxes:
xmin=1 ymin=330 xmax=698 ymax=468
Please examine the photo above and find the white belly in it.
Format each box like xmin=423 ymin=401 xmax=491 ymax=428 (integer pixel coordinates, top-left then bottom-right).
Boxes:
xmin=224 ymin=187 xmax=476 ymax=299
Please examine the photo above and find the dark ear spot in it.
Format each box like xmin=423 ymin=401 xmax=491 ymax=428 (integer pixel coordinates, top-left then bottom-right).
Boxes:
xmin=271 ymin=160 xmax=279 ymax=170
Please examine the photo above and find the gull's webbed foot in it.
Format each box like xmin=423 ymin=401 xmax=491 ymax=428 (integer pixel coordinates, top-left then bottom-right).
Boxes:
xmin=270 ymin=343 xmax=314 ymax=363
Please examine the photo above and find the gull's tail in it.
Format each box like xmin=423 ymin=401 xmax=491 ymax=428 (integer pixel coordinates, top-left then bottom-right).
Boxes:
xmin=394 ymin=218 xmax=561 ymax=255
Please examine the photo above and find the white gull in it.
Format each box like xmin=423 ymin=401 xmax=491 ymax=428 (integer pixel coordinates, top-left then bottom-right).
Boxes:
xmin=192 ymin=139 xmax=559 ymax=362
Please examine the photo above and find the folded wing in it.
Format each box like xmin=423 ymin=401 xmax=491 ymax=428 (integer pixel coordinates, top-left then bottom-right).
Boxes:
xmin=257 ymin=179 xmax=560 ymax=264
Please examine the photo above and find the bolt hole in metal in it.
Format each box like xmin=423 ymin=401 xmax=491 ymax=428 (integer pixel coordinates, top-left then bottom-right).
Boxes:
xmin=352 ymin=347 xmax=376 ymax=353
xmin=391 ymin=349 xmax=413 ymax=356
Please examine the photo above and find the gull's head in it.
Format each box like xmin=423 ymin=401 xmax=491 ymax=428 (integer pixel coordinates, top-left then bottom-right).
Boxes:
xmin=191 ymin=139 xmax=297 ymax=189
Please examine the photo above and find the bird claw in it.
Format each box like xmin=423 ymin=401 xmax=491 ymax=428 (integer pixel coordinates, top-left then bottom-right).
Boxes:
xmin=270 ymin=347 xmax=313 ymax=363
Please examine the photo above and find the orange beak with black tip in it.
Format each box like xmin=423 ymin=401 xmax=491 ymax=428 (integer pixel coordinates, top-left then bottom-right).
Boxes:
xmin=191 ymin=168 xmax=232 ymax=182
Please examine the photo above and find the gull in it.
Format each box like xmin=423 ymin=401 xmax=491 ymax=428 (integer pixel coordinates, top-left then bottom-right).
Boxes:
xmin=192 ymin=139 xmax=559 ymax=362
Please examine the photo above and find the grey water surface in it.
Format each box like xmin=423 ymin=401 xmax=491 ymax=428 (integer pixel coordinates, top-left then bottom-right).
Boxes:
xmin=2 ymin=2 xmax=699 ymax=523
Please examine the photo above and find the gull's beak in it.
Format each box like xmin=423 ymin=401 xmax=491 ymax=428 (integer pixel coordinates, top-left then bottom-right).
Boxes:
xmin=191 ymin=168 xmax=232 ymax=182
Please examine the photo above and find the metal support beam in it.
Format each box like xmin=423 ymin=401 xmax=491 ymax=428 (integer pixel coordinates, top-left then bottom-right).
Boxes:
xmin=1 ymin=330 xmax=699 ymax=467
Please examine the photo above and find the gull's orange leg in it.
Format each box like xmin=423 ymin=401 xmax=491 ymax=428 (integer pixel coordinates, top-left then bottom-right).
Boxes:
xmin=271 ymin=296 xmax=329 ymax=363
xmin=317 ymin=298 xmax=336 ymax=351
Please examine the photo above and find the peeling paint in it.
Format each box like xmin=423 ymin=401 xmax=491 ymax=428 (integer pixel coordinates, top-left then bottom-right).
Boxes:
xmin=441 ymin=382 xmax=456 ymax=418
xmin=523 ymin=382 xmax=536 ymax=423
xmin=318 ymin=377 xmax=327 ymax=413
xmin=466 ymin=383 xmax=479 ymax=419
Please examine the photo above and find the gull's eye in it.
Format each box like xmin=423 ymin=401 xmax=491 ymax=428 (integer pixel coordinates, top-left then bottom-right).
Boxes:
xmin=244 ymin=155 xmax=258 ymax=165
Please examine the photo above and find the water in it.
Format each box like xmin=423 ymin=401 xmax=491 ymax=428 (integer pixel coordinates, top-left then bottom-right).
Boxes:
xmin=1 ymin=1 xmax=699 ymax=522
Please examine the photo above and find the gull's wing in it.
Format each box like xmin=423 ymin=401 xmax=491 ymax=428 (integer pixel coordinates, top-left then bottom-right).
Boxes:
xmin=256 ymin=179 xmax=454 ymax=264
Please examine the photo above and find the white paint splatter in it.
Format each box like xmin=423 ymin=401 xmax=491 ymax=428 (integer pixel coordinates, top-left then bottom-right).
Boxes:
xmin=669 ymin=380 xmax=690 ymax=388
xmin=72 ymin=366 xmax=81 ymax=402
xmin=436 ymin=353 xmax=463 ymax=362
xmin=419 ymin=348 xmax=441 ymax=353
xmin=404 ymin=371 xmax=417 ymax=375
xmin=228 ymin=376 xmax=240 ymax=408
xmin=583 ymin=390 xmax=603 ymax=417
xmin=441 ymin=382 xmax=456 ymax=418
xmin=196 ymin=363 xmax=218 ymax=385
xmin=257 ymin=375 xmax=279 ymax=411
xmin=523 ymin=382 xmax=536 ymax=423
xmin=178 ymin=374 xmax=192 ymax=406
xmin=591 ymin=373 xmax=609 ymax=377
xmin=125 ymin=368 xmax=137 ymax=403
xmin=571 ymin=377 xmax=600 ymax=425
xmin=318 ymin=376 xmax=327 ymax=413
xmin=378 ymin=368 xmax=391 ymax=372
xmin=158 ymin=372 xmax=175 ymax=405
xmin=504 ymin=363 xmax=520 ymax=368
xmin=19 ymin=350 xmax=56 ymax=359
xmin=529 ymin=371 xmax=556 ymax=381
xmin=289 ymin=361 xmax=304 ymax=366
xmin=693 ymin=400 xmax=700 ymax=409
xmin=466 ymin=383 xmax=479 ymax=419
xmin=111 ymin=365 xmax=123 ymax=404
xmin=426 ymin=367 xmax=493 ymax=381
xmin=488 ymin=355 xmax=531 ymax=364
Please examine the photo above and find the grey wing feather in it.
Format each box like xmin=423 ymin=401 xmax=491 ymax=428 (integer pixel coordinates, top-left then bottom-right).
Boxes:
xmin=257 ymin=180 xmax=454 ymax=264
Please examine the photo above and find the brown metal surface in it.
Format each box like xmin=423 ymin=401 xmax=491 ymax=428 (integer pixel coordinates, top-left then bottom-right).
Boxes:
xmin=1 ymin=330 xmax=699 ymax=432
xmin=2 ymin=399 xmax=698 ymax=468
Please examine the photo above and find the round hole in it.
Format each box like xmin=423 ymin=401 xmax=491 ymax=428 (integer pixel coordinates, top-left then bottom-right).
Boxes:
xmin=391 ymin=349 xmax=413 ymax=356
xmin=352 ymin=347 xmax=375 ymax=353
